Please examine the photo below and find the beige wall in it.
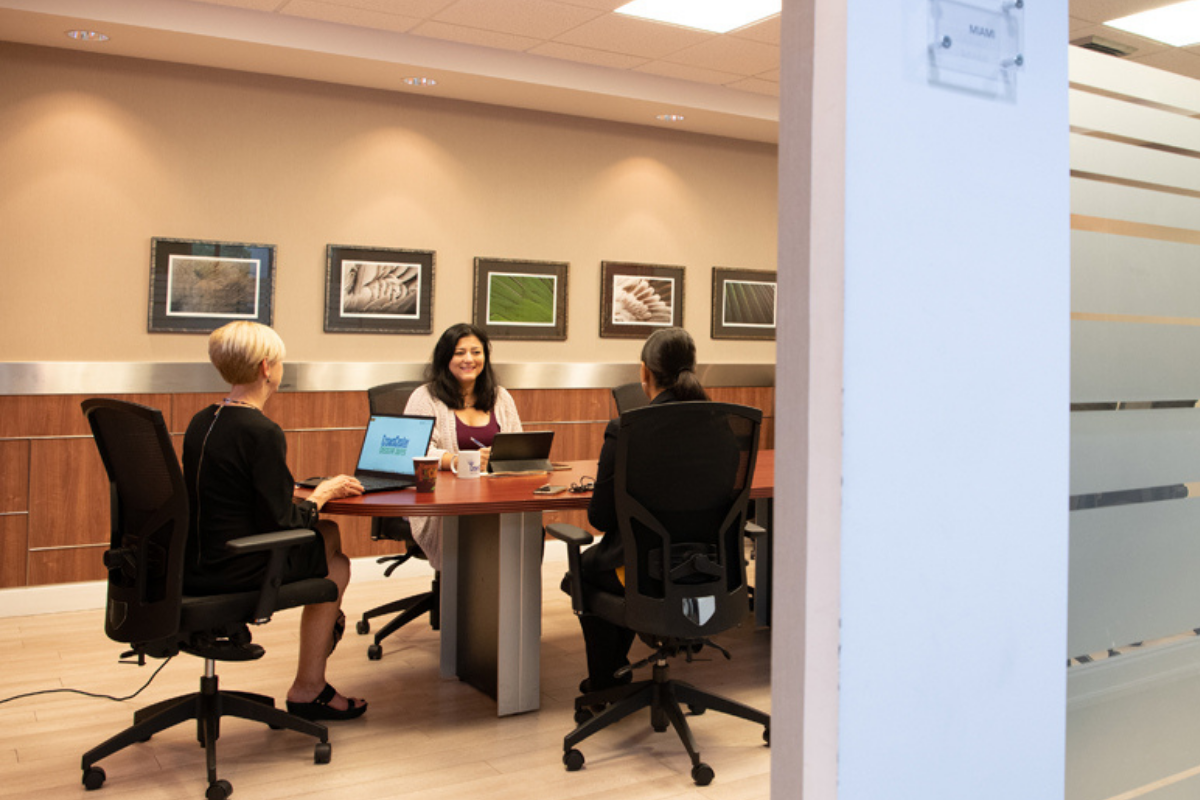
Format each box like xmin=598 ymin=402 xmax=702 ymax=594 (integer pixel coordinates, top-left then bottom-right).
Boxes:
xmin=0 ymin=42 xmax=777 ymax=366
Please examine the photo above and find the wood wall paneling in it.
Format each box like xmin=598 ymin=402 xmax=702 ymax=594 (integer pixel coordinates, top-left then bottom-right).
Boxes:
xmin=270 ymin=391 xmax=369 ymax=431
xmin=27 ymin=437 xmax=109 ymax=548
xmin=0 ymin=394 xmax=173 ymax=438
xmin=0 ymin=440 xmax=29 ymax=513
xmin=28 ymin=545 xmax=107 ymax=586
xmin=508 ymin=389 xmax=610 ymax=425
xmin=0 ymin=514 xmax=29 ymax=588
xmin=170 ymin=392 xmax=225 ymax=433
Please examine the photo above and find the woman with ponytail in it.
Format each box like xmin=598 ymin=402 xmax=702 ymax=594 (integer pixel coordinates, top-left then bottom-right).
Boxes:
xmin=568 ymin=327 xmax=710 ymax=697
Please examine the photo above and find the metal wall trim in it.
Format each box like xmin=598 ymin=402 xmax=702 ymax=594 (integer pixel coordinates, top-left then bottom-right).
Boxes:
xmin=0 ymin=361 xmax=775 ymax=396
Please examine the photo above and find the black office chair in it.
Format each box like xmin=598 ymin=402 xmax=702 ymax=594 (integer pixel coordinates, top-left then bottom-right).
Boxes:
xmin=548 ymin=401 xmax=769 ymax=786
xmin=611 ymin=381 xmax=649 ymax=416
xmin=354 ymin=380 xmax=440 ymax=660
xmin=78 ymin=398 xmax=336 ymax=800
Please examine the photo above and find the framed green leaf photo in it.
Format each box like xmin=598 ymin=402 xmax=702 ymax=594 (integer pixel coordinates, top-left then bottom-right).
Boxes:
xmin=711 ymin=267 xmax=776 ymax=340
xmin=473 ymin=257 xmax=569 ymax=341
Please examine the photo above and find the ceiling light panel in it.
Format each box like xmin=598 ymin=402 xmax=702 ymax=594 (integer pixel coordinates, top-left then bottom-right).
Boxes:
xmin=615 ymin=0 xmax=781 ymax=34
xmin=1105 ymin=0 xmax=1200 ymax=47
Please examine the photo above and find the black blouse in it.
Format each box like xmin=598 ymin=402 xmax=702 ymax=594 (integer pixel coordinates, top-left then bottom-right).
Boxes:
xmin=181 ymin=404 xmax=318 ymax=594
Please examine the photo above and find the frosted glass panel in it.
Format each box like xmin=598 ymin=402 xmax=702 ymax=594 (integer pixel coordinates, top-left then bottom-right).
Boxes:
xmin=1069 ymin=500 xmax=1200 ymax=656
xmin=1071 ymin=409 xmax=1200 ymax=494
xmin=1072 ymin=320 xmax=1200 ymax=402
xmin=1073 ymin=231 xmax=1200 ymax=317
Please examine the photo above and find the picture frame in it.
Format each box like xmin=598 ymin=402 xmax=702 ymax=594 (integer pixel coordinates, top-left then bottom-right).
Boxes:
xmin=711 ymin=267 xmax=777 ymax=341
xmin=599 ymin=261 xmax=685 ymax=339
xmin=472 ymin=257 xmax=569 ymax=341
xmin=148 ymin=237 xmax=275 ymax=333
xmin=324 ymin=245 xmax=435 ymax=334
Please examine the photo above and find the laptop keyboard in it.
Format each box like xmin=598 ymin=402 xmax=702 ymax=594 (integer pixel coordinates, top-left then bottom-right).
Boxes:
xmin=356 ymin=475 xmax=410 ymax=492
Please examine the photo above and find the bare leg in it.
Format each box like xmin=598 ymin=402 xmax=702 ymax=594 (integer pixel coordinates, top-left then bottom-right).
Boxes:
xmin=286 ymin=520 xmax=366 ymax=711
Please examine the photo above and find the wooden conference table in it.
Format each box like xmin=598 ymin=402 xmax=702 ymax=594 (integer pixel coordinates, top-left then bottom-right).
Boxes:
xmin=318 ymin=452 xmax=775 ymax=716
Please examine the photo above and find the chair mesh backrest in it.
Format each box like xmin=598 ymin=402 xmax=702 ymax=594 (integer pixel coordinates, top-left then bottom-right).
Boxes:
xmin=367 ymin=380 xmax=422 ymax=416
xmin=611 ymin=382 xmax=649 ymax=416
xmin=366 ymin=381 xmax=423 ymax=546
xmin=614 ymin=401 xmax=761 ymax=638
xmin=82 ymin=399 xmax=187 ymax=645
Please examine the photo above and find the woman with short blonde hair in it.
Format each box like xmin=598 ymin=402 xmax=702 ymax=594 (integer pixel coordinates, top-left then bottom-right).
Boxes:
xmin=182 ymin=321 xmax=368 ymax=721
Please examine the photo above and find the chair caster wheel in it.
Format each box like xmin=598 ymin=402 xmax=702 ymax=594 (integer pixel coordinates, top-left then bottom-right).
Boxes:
xmin=563 ymin=749 xmax=585 ymax=771
xmin=691 ymin=763 xmax=714 ymax=786
xmin=314 ymin=742 xmax=332 ymax=764
xmin=206 ymin=778 xmax=232 ymax=800
xmin=367 ymin=644 xmax=383 ymax=660
xmin=356 ymin=619 xmax=370 ymax=635
xmin=573 ymin=707 xmax=593 ymax=724
xmin=688 ymin=703 xmax=706 ymax=715
xmin=764 ymin=726 xmax=770 ymax=745
xmin=82 ymin=765 xmax=106 ymax=790
xmin=652 ymin=723 xmax=668 ymax=733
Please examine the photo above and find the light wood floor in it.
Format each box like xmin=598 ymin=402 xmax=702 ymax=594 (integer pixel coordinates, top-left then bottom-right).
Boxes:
xmin=0 ymin=562 xmax=771 ymax=800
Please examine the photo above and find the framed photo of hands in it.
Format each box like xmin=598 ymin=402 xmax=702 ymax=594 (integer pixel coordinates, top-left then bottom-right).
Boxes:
xmin=599 ymin=261 xmax=685 ymax=339
xmin=324 ymin=245 xmax=435 ymax=334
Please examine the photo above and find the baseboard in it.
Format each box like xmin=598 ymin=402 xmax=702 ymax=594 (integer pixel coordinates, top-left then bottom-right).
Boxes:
xmin=0 ymin=539 xmax=569 ymax=619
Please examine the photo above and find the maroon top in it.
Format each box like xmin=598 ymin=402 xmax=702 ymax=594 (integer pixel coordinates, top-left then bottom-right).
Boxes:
xmin=456 ymin=410 xmax=501 ymax=451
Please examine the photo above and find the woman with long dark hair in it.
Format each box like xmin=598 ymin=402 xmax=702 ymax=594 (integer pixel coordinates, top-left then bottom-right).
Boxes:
xmin=570 ymin=327 xmax=709 ymax=695
xmin=404 ymin=322 xmax=523 ymax=568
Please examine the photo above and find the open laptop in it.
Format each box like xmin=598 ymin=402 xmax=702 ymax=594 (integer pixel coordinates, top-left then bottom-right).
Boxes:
xmin=488 ymin=430 xmax=555 ymax=474
xmin=297 ymin=413 xmax=435 ymax=493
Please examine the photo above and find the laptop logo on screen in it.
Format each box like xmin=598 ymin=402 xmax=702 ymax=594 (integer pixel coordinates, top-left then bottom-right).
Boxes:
xmin=379 ymin=434 xmax=411 ymax=456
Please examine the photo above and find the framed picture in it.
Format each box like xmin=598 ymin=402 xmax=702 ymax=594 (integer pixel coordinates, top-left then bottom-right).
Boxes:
xmin=324 ymin=245 xmax=435 ymax=334
xmin=472 ymin=257 xmax=569 ymax=341
xmin=599 ymin=261 xmax=685 ymax=339
xmin=711 ymin=267 xmax=777 ymax=340
xmin=148 ymin=237 xmax=275 ymax=333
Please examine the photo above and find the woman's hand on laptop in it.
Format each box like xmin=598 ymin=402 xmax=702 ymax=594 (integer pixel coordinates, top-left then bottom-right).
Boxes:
xmin=309 ymin=474 xmax=364 ymax=509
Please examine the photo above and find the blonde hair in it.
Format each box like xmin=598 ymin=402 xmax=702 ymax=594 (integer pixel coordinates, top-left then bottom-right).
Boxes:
xmin=208 ymin=321 xmax=286 ymax=386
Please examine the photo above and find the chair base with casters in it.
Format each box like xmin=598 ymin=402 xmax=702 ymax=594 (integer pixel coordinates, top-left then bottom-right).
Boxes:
xmin=81 ymin=646 xmax=331 ymax=800
xmin=81 ymin=575 xmax=337 ymax=799
xmin=357 ymin=567 xmax=440 ymax=661
xmin=356 ymin=516 xmax=440 ymax=661
xmin=562 ymin=638 xmax=769 ymax=787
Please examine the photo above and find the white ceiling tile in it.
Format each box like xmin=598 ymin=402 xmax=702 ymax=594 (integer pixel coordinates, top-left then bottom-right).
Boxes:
xmin=729 ymin=14 xmax=780 ymax=45
xmin=290 ymin=0 xmax=457 ymax=16
xmin=726 ymin=77 xmax=779 ymax=97
xmin=411 ymin=19 xmax=542 ymax=50
xmin=280 ymin=0 xmax=421 ymax=33
xmin=192 ymin=0 xmax=282 ymax=10
xmin=1070 ymin=22 xmax=1171 ymax=58
xmin=634 ymin=59 xmax=742 ymax=86
xmin=528 ymin=41 xmax=649 ymax=69
xmin=554 ymin=13 xmax=713 ymax=59
xmin=665 ymin=36 xmax=778 ymax=77
xmin=433 ymin=0 xmax=603 ymax=39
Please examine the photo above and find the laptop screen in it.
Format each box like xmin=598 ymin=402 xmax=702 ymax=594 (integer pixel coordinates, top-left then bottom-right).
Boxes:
xmin=356 ymin=414 xmax=435 ymax=477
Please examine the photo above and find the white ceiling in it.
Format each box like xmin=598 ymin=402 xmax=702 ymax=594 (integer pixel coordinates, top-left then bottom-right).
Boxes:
xmin=1 ymin=0 xmax=1197 ymax=144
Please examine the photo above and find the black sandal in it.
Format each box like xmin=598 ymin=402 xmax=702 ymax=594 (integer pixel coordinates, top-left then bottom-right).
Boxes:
xmin=286 ymin=683 xmax=367 ymax=721
xmin=329 ymin=610 xmax=345 ymax=656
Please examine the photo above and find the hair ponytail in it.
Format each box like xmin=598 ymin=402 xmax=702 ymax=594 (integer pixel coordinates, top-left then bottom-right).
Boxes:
xmin=641 ymin=328 xmax=708 ymax=402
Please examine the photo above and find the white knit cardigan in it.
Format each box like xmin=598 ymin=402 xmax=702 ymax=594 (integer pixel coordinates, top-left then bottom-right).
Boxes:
xmin=401 ymin=382 xmax=523 ymax=569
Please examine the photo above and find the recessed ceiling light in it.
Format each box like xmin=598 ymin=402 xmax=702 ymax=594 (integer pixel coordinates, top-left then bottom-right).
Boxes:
xmin=1105 ymin=0 xmax=1200 ymax=47
xmin=65 ymin=29 xmax=109 ymax=43
xmin=403 ymin=77 xmax=438 ymax=87
xmin=656 ymin=113 xmax=685 ymax=122
xmin=615 ymin=0 xmax=781 ymax=34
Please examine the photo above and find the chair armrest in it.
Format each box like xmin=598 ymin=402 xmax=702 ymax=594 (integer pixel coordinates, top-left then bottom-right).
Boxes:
xmin=546 ymin=523 xmax=593 ymax=615
xmin=226 ymin=529 xmax=320 ymax=624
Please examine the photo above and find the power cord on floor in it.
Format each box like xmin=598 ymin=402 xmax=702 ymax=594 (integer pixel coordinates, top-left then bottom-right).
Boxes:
xmin=0 ymin=653 xmax=173 ymax=706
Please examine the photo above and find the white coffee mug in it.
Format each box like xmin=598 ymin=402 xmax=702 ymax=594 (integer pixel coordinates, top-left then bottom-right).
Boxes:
xmin=450 ymin=449 xmax=482 ymax=479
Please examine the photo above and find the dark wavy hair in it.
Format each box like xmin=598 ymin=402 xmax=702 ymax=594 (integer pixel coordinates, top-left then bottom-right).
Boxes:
xmin=641 ymin=327 xmax=708 ymax=402
xmin=426 ymin=323 xmax=500 ymax=411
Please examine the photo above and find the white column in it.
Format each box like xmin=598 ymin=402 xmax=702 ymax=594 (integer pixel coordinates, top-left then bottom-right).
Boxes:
xmin=775 ymin=1 xmax=1071 ymax=797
